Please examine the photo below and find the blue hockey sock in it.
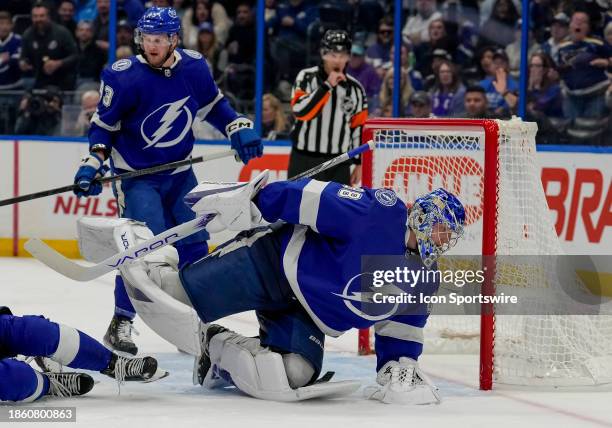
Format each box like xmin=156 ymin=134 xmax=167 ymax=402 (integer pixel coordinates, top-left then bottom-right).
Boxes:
xmin=114 ymin=275 xmax=136 ymax=319
xmin=0 ymin=358 xmax=48 ymax=402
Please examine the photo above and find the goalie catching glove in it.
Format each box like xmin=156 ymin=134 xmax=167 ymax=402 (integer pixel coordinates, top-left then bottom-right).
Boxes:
xmin=184 ymin=170 xmax=270 ymax=233
xmin=364 ymin=357 xmax=441 ymax=405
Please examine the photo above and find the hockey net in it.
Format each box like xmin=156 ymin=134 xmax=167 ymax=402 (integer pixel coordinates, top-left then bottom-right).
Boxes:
xmin=360 ymin=118 xmax=612 ymax=389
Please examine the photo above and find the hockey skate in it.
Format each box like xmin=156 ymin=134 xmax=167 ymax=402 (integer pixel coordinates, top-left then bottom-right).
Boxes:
xmin=101 ymin=354 xmax=167 ymax=382
xmin=103 ymin=315 xmax=138 ymax=356
xmin=45 ymin=372 xmax=95 ymax=398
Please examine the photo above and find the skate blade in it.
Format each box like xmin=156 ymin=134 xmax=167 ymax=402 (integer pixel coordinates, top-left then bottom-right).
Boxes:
xmin=143 ymin=368 xmax=169 ymax=383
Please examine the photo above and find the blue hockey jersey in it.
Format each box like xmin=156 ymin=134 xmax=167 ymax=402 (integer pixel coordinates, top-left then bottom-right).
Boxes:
xmin=255 ymin=179 xmax=438 ymax=368
xmin=0 ymin=33 xmax=22 ymax=89
xmin=89 ymin=49 xmax=238 ymax=173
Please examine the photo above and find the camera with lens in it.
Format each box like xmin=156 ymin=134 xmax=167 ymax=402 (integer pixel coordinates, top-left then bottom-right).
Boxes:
xmin=25 ymin=87 xmax=62 ymax=117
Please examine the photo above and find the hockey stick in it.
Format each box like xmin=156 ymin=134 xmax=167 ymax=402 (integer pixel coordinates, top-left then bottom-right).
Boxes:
xmin=24 ymin=141 xmax=375 ymax=281
xmin=0 ymin=149 xmax=236 ymax=207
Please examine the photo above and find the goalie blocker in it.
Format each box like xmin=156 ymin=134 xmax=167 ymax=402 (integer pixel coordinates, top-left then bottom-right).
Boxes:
xmin=77 ymin=171 xmax=465 ymax=404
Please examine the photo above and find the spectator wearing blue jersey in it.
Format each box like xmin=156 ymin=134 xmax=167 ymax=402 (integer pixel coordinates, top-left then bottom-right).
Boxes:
xmin=478 ymin=49 xmax=518 ymax=117
xmin=71 ymin=7 xmax=263 ymax=356
xmin=556 ymin=11 xmax=611 ymax=120
xmin=429 ymin=59 xmax=466 ymax=117
xmin=0 ymin=11 xmax=23 ymax=90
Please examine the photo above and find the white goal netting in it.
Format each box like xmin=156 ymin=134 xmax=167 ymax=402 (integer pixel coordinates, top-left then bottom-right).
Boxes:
xmin=364 ymin=118 xmax=612 ymax=386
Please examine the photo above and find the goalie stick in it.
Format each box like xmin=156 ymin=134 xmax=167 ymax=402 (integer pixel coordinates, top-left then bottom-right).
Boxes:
xmin=24 ymin=141 xmax=375 ymax=281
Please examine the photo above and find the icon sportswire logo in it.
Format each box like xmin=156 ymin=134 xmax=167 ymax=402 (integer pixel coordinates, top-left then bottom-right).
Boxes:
xmin=141 ymin=96 xmax=193 ymax=149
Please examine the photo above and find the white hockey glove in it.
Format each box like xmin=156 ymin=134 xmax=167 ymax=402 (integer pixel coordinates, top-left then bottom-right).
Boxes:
xmin=185 ymin=170 xmax=269 ymax=233
xmin=364 ymin=357 xmax=441 ymax=405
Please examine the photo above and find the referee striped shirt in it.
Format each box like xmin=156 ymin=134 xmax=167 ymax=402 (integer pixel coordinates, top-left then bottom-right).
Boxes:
xmin=290 ymin=65 xmax=368 ymax=155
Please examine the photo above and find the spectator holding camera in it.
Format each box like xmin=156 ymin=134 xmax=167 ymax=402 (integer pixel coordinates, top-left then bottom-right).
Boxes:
xmin=556 ymin=10 xmax=611 ymax=120
xmin=0 ymin=11 xmax=23 ymax=90
xmin=14 ymin=86 xmax=63 ymax=136
xmin=20 ymin=2 xmax=78 ymax=91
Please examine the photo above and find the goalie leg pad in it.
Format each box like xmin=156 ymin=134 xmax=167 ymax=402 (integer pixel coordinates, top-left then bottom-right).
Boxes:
xmin=206 ymin=331 xmax=358 ymax=401
xmin=78 ymin=217 xmax=202 ymax=355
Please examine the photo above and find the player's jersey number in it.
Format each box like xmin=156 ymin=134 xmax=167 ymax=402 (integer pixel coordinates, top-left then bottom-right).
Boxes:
xmin=99 ymin=81 xmax=114 ymax=108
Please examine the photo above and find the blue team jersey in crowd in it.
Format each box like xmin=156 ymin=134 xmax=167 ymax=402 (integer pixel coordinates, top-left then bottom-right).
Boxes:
xmin=556 ymin=37 xmax=611 ymax=94
xmin=0 ymin=33 xmax=22 ymax=88
xmin=255 ymin=179 xmax=438 ymax=365
xmin=89 ymin=48 xmax=237 ymax=173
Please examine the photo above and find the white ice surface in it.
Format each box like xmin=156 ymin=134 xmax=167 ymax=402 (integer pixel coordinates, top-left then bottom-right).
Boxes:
xmin=2 ymin=257 xmax=612 ymax=428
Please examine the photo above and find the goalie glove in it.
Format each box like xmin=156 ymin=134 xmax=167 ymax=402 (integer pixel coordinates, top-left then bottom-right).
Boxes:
xmin=184 ymin=170 xmax=269 ymax=233
xmin=364 ymin=357 xmax=441 ymax=405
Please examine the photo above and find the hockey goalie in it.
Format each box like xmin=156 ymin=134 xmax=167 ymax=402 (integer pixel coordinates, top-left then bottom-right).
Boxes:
xmin=78 ymin=170 xmax=465 ymax=404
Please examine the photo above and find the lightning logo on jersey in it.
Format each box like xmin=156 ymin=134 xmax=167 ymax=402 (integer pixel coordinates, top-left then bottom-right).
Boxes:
xmin=141 ymin=96 xmax=193 ymax=149
xmin=332 ymin=272 xmax=403 ymax=321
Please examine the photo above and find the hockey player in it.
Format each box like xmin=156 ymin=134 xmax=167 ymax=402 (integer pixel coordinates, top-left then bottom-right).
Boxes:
xmin=0 ymin=306 xmax=164 ymax=402
xmin=71 ymin=7 xmax=263 ymax=356
xmin=115 ymin=173 xmax=465 ymax=404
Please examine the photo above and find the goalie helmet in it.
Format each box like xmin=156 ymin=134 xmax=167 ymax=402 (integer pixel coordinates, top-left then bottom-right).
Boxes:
xmin=407 ymin=188 xmax=465 ymax=268
xmin=320 ymin=29 xmax=352 ymax=55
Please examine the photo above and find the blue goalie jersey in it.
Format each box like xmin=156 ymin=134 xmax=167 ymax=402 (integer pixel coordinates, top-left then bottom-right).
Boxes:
xmin=89 ymin=49 xmax=238 ymax=173
xmin=255 ymin=179 xmax=439 ymax=367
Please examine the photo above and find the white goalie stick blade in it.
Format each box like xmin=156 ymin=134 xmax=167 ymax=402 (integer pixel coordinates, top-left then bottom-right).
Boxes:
xmin=238 ymin=380 xmax=361 ymax=402
xmin=289 ymin=380 xmax=361 ymax=402
xmin=24 ymin=214 xmax=215 ymax=281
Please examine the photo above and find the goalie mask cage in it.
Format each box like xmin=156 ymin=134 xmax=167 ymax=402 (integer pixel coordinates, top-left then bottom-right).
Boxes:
xmin=360 ymin=118 xmax=612 ymax=390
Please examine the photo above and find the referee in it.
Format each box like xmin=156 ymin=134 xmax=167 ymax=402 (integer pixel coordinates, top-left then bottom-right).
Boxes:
xmin=288 ymin=30 xmax=368 ymax=186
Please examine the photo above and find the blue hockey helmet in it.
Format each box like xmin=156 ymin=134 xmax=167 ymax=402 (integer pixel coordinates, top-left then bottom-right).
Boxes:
xmin=407 ymin=188 xmax=466 ymax=268
xmin=136 ymin=7 xmax=181 ymax=36
xmin=135 ymin=7 xmax=181 ymax=68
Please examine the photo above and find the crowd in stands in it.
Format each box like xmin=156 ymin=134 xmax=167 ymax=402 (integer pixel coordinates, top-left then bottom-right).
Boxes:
xmin=0 ymin=0 xmax=609 ymax=144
